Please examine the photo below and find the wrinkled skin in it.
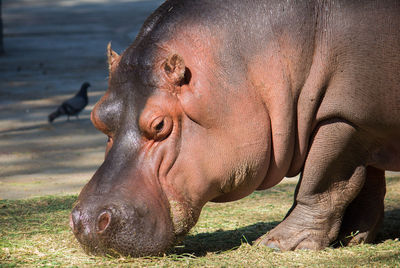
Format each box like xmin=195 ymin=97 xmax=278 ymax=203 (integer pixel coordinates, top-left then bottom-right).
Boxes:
xmin=70 ymin=0 xmax=400 ymax=256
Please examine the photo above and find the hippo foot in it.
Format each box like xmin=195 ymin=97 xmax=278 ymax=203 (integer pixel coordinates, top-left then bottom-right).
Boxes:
xmin=256 ymin=167 xmax=386 ymax=251
xmin=254 ymin=225 xmax=330 ymax=251
xmin=254 ymin=205 xmax=334 ymax=251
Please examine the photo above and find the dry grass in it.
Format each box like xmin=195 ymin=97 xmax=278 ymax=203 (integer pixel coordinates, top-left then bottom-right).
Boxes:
xmin=1 ymin=178 xmax=400 ymax=267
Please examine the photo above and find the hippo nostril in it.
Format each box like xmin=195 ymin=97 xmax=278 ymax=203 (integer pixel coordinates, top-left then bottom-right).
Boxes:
xmin=70 ymin=208 xmax=81 ymax=232
xmin=97 ymin=211 xmax=111 ymax=233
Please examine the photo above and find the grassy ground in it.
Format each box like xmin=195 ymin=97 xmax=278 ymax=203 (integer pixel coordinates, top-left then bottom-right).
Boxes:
xmin=1 ymin=178 xmax=400 ymax=267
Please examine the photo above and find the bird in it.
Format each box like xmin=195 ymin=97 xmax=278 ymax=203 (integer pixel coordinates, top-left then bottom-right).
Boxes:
xmin=48 ymin=82 xmax=90 ymax=123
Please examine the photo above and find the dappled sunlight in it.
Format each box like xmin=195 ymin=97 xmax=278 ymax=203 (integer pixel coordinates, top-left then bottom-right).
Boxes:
xmin=0 ymin=115 xmax=105 ymax=199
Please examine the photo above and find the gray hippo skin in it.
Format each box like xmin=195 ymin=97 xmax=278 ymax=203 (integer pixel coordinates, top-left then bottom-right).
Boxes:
xmin=70 ymin=0 xmax=400 ymax=256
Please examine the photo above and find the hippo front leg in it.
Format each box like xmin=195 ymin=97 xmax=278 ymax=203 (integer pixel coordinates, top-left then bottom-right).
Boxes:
xmin=256 ymin=120 xmax=371 ymax=250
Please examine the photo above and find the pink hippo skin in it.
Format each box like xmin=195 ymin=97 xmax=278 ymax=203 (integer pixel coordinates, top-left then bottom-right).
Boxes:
xmin=70 ymin=0 xmax=400 ymax=256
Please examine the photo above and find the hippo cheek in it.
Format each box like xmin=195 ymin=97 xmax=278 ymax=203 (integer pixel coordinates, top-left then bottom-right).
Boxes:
xmin=70 ymin=192 xmax=176 ymax=257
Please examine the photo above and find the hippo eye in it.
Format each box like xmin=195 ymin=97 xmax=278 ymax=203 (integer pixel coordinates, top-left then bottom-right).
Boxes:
xmin=155 ymin=120 xmax=164 ymax=132
xmin=151 ymin=117 xmax=165 ymax=133
xmin=150 ymin=116 xmax=172 ymax=140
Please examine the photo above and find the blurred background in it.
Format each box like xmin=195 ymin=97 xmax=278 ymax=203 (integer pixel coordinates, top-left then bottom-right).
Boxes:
xmin=0 ymin=0 xmax=162 ymax=199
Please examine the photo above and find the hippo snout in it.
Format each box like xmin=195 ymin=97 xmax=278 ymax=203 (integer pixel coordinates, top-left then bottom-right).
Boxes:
xmin=70 ymin=195 xmax=176 ymax=257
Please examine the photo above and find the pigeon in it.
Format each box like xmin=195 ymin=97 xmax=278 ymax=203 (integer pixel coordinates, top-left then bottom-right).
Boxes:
xmin=48 ymin=82 xmax=90 ymax=123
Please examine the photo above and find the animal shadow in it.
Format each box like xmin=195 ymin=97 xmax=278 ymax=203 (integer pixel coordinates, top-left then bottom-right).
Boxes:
xmin=170 ymin=221 xmax=279 ymax=257
xmin=376 ymin=208 xmax=400 ymax=242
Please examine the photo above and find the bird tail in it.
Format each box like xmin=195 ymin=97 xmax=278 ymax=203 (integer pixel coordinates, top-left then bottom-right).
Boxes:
xmin=48 ymin=109 xmax=61 ymax=123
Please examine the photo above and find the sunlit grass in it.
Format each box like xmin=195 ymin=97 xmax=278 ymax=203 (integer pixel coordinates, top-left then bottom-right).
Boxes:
xmin=1 ymin=179 xmax=400 ymax=267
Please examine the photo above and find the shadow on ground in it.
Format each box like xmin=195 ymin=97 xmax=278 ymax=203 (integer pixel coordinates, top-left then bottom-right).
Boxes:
xmin=377 ymin=209 xmax=400 ymax=242
xmin=172 ymin=221 xmax=279 ymax=256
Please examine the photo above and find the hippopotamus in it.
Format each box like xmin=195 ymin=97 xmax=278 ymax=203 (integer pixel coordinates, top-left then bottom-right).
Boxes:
xmin=70 ymin=0 xmax=400 ymax=256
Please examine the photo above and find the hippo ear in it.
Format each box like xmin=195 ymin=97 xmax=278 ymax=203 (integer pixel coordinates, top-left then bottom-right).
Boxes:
xmin=162 ymin=54 xmax=189 ymax=85
xmin=107 ymin=42 xmax=120 ymax=70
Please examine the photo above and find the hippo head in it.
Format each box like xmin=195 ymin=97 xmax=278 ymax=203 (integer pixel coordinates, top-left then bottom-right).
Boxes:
xmin=70 ymin=34 xmax=273 ymax=256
